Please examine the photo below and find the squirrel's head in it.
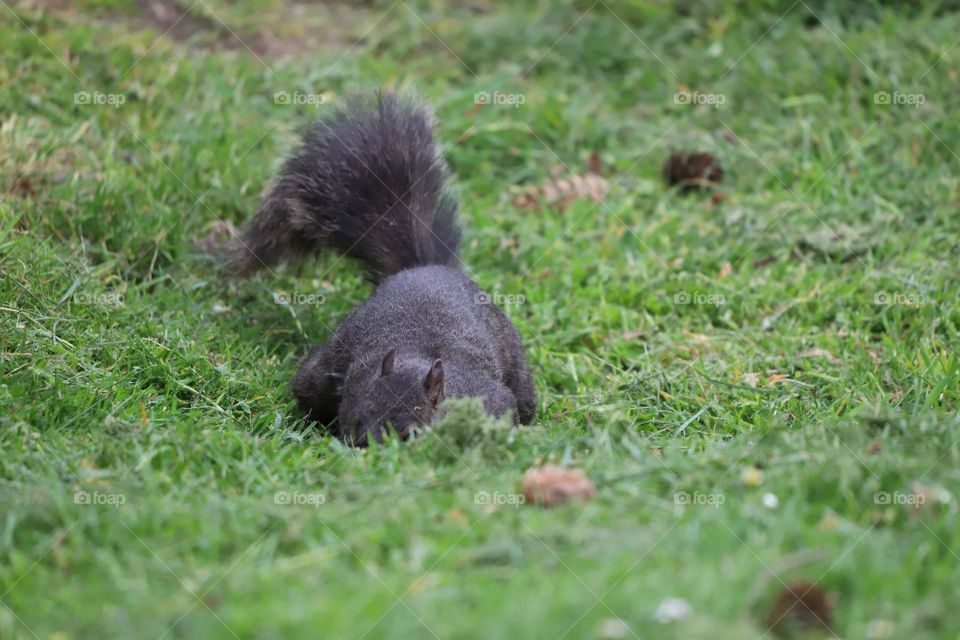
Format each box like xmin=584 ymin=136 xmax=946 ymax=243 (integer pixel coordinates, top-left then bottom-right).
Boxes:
xmin=339 ymin=348 xmax=445 ymax=446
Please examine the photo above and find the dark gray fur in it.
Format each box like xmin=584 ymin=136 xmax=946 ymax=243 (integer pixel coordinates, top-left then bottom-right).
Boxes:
xmin=228 ymin=91 xmax=535 ymax=445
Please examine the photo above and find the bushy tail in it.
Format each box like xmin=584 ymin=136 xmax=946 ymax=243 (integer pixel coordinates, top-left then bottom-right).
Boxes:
xmin=225 ymin=91 xmax=461 ymax=280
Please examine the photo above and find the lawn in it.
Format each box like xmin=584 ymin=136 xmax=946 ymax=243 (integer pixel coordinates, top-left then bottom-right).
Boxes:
xmin=2 ymin=0 xmax=959 ymax=638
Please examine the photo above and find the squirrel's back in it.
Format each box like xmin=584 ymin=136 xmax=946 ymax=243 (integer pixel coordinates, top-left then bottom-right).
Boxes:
xmin=226 ymin=91 xmax=461 ymax=281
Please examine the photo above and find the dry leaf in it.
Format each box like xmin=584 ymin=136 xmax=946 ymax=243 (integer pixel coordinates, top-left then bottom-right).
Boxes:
xmin=765 ymin=581 xmax=835 ymax=638
xmin=7 ymin=177 xmax=36 ymax=197
xmin=718 ymin=261 xmax=732 ymax=279
xmin=663 ymin=151 xmax=724 ymax=193
xmin=511 ymin=170 xmax=608 ymax=213
xmin=522 ymin=466 xmax=595 ymax=507
xmin=588 ymin=151 xmax=603 ymax=174
xmin=799 ymin=348 xmax=842 ymax=366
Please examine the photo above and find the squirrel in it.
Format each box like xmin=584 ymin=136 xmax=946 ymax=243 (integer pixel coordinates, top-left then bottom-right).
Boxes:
xmin=225 ymin=91 xmax=536 ymax=445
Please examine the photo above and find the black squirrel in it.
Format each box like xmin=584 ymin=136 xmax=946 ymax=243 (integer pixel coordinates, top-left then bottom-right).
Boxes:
xmin=226 ymin=91 xmax=536 ymax=445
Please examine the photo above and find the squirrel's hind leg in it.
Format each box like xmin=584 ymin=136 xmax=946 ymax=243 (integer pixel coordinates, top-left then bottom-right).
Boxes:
xmin=291 ymin=344 xmax=344 ymax=426
xmin=509 ymin=364 xmax=536 ymax=425
xmin=479 ymin=305 xmax=537 ymax=425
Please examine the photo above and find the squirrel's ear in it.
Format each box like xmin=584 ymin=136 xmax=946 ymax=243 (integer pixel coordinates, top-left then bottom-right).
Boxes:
xmin=424 ymin=359 xmax=444 ymax=408
xmin=381 ymin=348 xmax=397 ymax=376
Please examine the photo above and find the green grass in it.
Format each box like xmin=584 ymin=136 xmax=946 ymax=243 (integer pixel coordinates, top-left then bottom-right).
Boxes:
xmin=2 ymin=0 xmax=960 ymax=638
